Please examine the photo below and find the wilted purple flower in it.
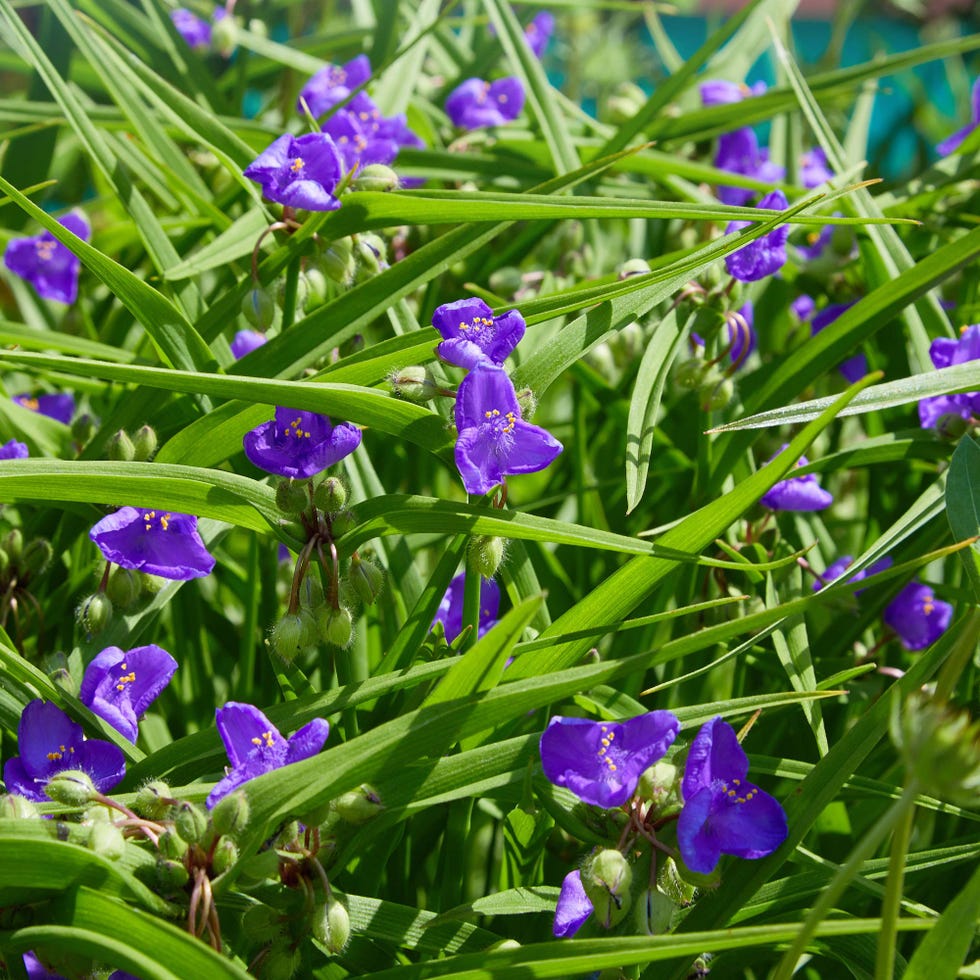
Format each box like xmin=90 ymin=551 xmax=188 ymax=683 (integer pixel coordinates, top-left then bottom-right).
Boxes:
xmin=884 ymin=582 xmax=953 ymax=651
xmin=690 ymin=302 xmax=755 ymax=368
xmin=553 ymin=869 xmax=593 ymax=938
xmin=90 ymin=507 xmax=216 ymax=580
xmin=918 ymin=325 xmax=980 ymax=429
xmin=4 ymin=212 xmax=89 ymax=304
xmin=525 ymin=12 xmax=555 ymax=58
xmin=207 ymin=701 xmax=330 ymax=807
xmin=2 ymin=700 xmax=126 ymax=802
xmin=80 ymin=645 xmax=178 ymax=743
xmin=800 ymin=147 xmax=833 ymax=188
xmin=454 ymin=364 xmax=562 ymax=495
xmin=171 ymin=8 xmax=211 ymax=49
xmin=297 ymin=55 xmax=372 ymax=118
xmin=792 ymin=294 xmax=816 ymax=322
xmin=811 ymin=302 xmax=867 ymax=383
xmin=322 ymin=99 xmax=400 ymax=173
xmin=812 ymin=554 xmax=893 ymax=593
xmin=937 ymin=78 xmax=980 ymax=156
xmin=677 ymin=716 xmax=787 ymax=875
xmin=724 ymin=189 xmax=790 ymax=283
xmin=0 ymin=439 xmax=28 ymax=460
xmin=431 ymin=571 xmax=500 ymax=644
xmin=244 ymin=133 xmax=345 ymax=211
xmin=243 ymin=407 xmax=361 ymax=479
xmin=13 ymin=393 xmax=75 ymax=425
xmin=759 ymin=445 xmax=833 ymax=511
xmin=540 ymin=710 xmax=680 ymax=808
xmin=446 ymin=77 xmax=525 ymax=130
xmin=231 ymin=329 xmax=267 ymax=359
xmin=714 ymin=129 xmax=784 ymax=207
xmin=700 ymin=79 xmax=767 ymax=106
xmin=432 ymin=296 xmax=526 ymax=369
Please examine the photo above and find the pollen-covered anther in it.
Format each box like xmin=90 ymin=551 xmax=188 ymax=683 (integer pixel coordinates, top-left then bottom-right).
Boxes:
xmin=250 ymin=729 xmax=277 ymax=749
xmin=34 ymin=241 xmax=57 ymax=261
xmin=46 ymin=744 xmax=73 ymax=762
xmin=290 ymin=157 xmax=306 ymax=172
xmin=20 ymin=397 xmax=39 ymax=411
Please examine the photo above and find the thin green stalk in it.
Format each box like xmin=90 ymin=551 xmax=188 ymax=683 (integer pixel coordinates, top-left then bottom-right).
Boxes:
xmin=876 ymin=781 xmax=918 ymax=980
xmin=461 ymin=560 xmax=482 ymax=651
xmin=234 ymin=533 xmax=261 ymax=700
xmin=280 ymin=254 xmax=301 ymax=331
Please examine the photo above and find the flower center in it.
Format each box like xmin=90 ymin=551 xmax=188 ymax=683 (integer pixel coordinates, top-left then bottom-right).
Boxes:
xmin=290 ymin=157 xmax=306 ymax=173
xmin=721 ymin=777 xmax=758 ymax=805
xmin=596 ymin=724 xmax=618 ymax=773
xmin=115 ymin=661 xmax=137 ymax=693
xmin=46 ymin=743 xmax=74 ymax=762
xmin=34 ymin=240 xmax=57 ymax=262
xmin=19 ymin=397 xmax=40 ymax=411
xmin=251 ymin=730 xmax=276 ymax=749
xmin=354 ymin=134 xmax=367 ymax=152
xmin=143 ymin=511 xmax=172 ymax=532
xmin=482 ymin=407 xmax=517 ymax=439
xmin=458 ymin=315 xmax=494 ymax=342
xmin=283 ymin=417 xmax=312 ymax=439
xmin=921 ymin=591 xmax=936 ymax=615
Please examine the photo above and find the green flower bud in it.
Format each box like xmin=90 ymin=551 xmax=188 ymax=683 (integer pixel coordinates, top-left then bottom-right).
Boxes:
xmin=660 ymin=856 xmax=697 ymax=906
xmin=158 ymin=827 xmax=188 ymax=860
xmin=134 ymin=780 xmax=174 ymax=820
xmin=89 ymin=821 xmax=126 ymax=861
xmin=271 ymin=613 xmax=309 ymax=662
xmin=604 ymin=81 xmax=647 ymax=124
xmin=276 ymin=478 xmax=310 ymax=515
xmin=45 ymin=770 xmax=96 ymax=807
xmin=314 ymin=476 xmax=347 ymax=514
xmin=247 ymin=18 xmax=268 ymax=38
xmin=352 ymin=163 xmax=400 ymax=193
xmin=132 ymin=424 xmax=158 ymax=462
xmin=139 ymin=572 xmax=167 ymax=595
xmin=155 ymin=857 xmax=189 ymax=892
xmin=0 ymin=548 xmax=9 ymax=578
xmin=211 ymin=836 xmax=239 ymax=876
xmin=619 ymin=258 xmax=651 ymax=279
xmin=262 ymin=943 xmax=301 ymax=980
xmin=514 ymin=385 xmax=538 ymax=419
xmin=674 ymin=357 xmax=705 ymax=390
xmin=348 ymin=554 xmax=384 ymax=606
xmin=316 ymin=605 xmax=353 ymax=648
xmin=211 ymin=790 xmax=251 ymax=839
xmin=700 ymin=376 xmax=735 ymax=412
xmin=303 ymin=267 xmax=330 ymax=309
xmin=634 ymin=885 xmax=676 ymax=935
xmin=319 ymin=238 xmax=354 ymax=284
xmin=106 ymin=566 xmax=142 ymax=610
xmin=831 ymin=226 xmax=854 ymax=257
xmin=22 ymin=539 xmax=53 ymax=578
xmin=936 ymin=412 xmax=971 ymax=442
xmin=76 ymin=593 xmax=113 ymax=636
xmin=211 ymin=11 xmax=238 ymax=58
xmin=70 ymin=413 xmax=97 ymax=445
xmin=242 ymin=286 xmax=276 ymax=329
xmin=3 ymin=528 xmax=23 ymax=562
xmin=389 ymin=365 xmax=438 ymax=403
xmin=312 ymin=896 xmax=351 ymax=953
xmin=174 ymin=801 xmax=210 ymax=845
xmin=333 ymin=783 xmax=383 ymax=825
xmin=488 ymin=266 xmax=524 ymax=297
xmin=49 ymin=664 xmax=76 ymax=697
xmin=581 ymin=849 xmax=633 ymax=929
xmin=0 ymin=794 xmax=39 ymax=819
xmin=328 ymin=510 xmax=355 ymax=539
xmin=466 ymin=535 xmax=506 ymax=579
xmin=352 ymin=233 xmax=387 ymax=281
xmin=636 ymin=761 xmax=680 ymax=813
xmin=107 ymin=429 xmax=135 ymax=462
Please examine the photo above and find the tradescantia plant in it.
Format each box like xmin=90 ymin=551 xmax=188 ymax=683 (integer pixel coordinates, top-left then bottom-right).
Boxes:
xmin=0 ymin=1 xmax=979 ymax=978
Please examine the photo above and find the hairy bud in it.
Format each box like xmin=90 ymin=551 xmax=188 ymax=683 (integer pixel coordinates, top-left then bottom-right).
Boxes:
xmin=107 ymin=429 xmax=135 ymax=462
xmin=3 ymin=528 xmax=22 ymax=563
xmin=242 ymin=287 xmax=276 ymax=329
xmin=319 ymin=238 xmax=354 ymax=285
xmin=134 ymin=780 xmax=174 ymax=820
xmin=271 ymin=613 xmax=309 ymax=662
xmin=76 ymin=593 xmax=113 ymax=636
xmin=352 ymin=163 xmax=400 ymax=193
xmin=0 ymin=794 xmax=39 ymax=819
xmin=581 ymin=849 xmax=633 ymax=929
xmin=312 ymin=896 xmax=351 ymax=953
xmin=132 ymin=425 xmax=158 ymax=462
xmin=389 ymin=365 xmax=438 ymax=403
xmin=333 ymin=783 xmax=383 ymax=825
xmin=106 ymin=566 xmax=142 ymax=610
xmin=212 ymin=836 xmax=239 ymax=876
xmin=314 ymin=476 xmax=347 ymax=514
xmin=89 ymin=821 xmax=126 ymax=861
xmin=156 ymin=857 xmax=189 ymax=892
xmin=211 ymin=790 xmax=251 ymax=839
xmin=22 ymin=539 xmax=53 ymax=579
xmin=276 ymin=478 xmax=310 ymax=515
xmin=466 ymin=535 xmax=505 ymax=579
xmin=619 ymin=257 xmax=651 ymax=279
xmin=317 ymin=605 xmax=353 ymax=648
xmin=174 ymin=801 xmax=210 ymax=845
xmin=70 ymin=413 xmax=97 ymax=445
xmin=45 ymin=770 xmax=96 ymax=808
xmin=348 ymin=554 xmax=384 ymax=606
xmin=635 ymin=885 xmax=676 ymax=935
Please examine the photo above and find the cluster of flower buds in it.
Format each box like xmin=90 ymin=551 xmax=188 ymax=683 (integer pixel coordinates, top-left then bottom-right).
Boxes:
xmin=107 ymin=424 xmax=158 ymax=463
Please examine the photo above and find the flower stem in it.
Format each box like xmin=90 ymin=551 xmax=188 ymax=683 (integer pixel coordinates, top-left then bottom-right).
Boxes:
xmin=280 ymin=254 xmax=301 ymax=330
xmin=875 ymin=781 xmax=917 ymax=980
xmin=460 ymin=563 xmax=482 ymax=651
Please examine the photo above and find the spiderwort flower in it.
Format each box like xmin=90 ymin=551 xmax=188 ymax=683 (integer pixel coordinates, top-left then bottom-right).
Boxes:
xmin=2 ymin=700 xmax=126 ymax=802
xmin=700 ymin=79 xmax=767 ymax=106
xmin=553 ymin=869 xmax=594 ymax=938
xmin=432 ymin=297 xmax=526 ymax=369
xmin=884 ymin=582 xmax=953 ymax=651
xmin=171 ymin=8 xmax=211 ymax=49
xmin=431 ymin=572 xmax=500 ymax=644
xmin=937 ymin=78 xmax=980 ymax=156
xmin=810 ymin=302 xmax=867 ymax=383
xmin=322 ymin=97 xmax=401 ymax=173
xmin=792 ymin=294 xmax=816 ymax=322
xmin=79 ymin=645 xmax=178 ymax=743
xmin=13 ymin=393 xmax=75 ymax=425
xmin=800 ymin=147 xmax=833 ymax=188
xmin=446 ymin=77 xmax=525 ymax=130
xmin=454 ymin=364 xmax=562 ymax=496
xmin=297 ymin=55 xmax=372 ymax=118
xmin=243 ymin=407 xmax=361 ymax=479
xmin=759 ymin=445 xmax=833 ymax=512
xmin=524 ymin=12 xmax=555 ymax=58
xmin=539 ymin=711 xmax=680 ymax=808
xmin=4 ymin=212 xmax=89 ymax=304
xmin=0 ymin=439 xmax=28 ymax=460
xmin=812 ymin=554 xmax=893 ymax=593
xmin=207 ymin=701 xmax=330 ymax=807
xmin=724 ymin=189 xmax=789 ymax=282
xmin=243 ymin=133 xmax=345 ymax=211
xmin=677 ymin=716 xmax=787 ymax=875
xmin=231 ymin=329 xmax=267 ymax=359
xmin=89 ymin=507 xmax=216 ymax=580
xmin=918 ymin=325 xmax=980 ymax=429
xmin=714 ymin=129 xmax=784 ymax=207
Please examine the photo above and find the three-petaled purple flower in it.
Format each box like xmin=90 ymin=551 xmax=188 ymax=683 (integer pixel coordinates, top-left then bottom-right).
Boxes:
xmin=89 ymin=507 xmax=216 ymax=580
xmin=812 ymin=554 xmax=893 ymax=593
xmin=431 ymin=571 xmax=500 ymax=644
xmin=322 ymin=94 xmax=401 ymax=173
xmin=700 ymin=79 xmax=767 ymax=106
xmin=677 ymin=716 xmax=787 ymax=875
xmin=244 ymin=133 xmax=345 ymax=211
xmin=918 ymin=325 xmax=980 ymax=429
xmin=171 ymin=8 xmax=211 ymax=49
xmin=724 ymin=189 xmax=789 ymax=283
xmin=4 ymin=212 xmax=89 ymax=304
xmin=540 ymin=710 xmax=680 ymax=808
xmin=231 ymin=329 xmax=267 ymax=359
xmin=432 ymin=297 xmax=526 ymax=369
xmin=937 ymin=78 xmax=980 ymax=157
xmin=714 ymin=129 xmax=784 ymax=207
xmin=243 ymin=407 xmax=361 ymax=479
xmin=553 ymin=869 xmax=594 ymax=938
xmin=800 ymin=147 xmax=833 ymax=189
xmin=524 ymin=12 xmax=555 ymax=58
xmin=759 ymin=446 xmax=833 ymax=512
xmin=446 ymin=77 xmax=525 ymax=130
xmin=207 ymin=701 xmax=330 ymax=807
xmin=884 ymin=582 xmax=953 ymax=651
xmin=2 ymin=700 xmax=126 ymax=802
xmin=0 ymin=439 xmax=28 ymax=460
xmin=13 ymin=393 xmax=75 ymax=425
xmin=811 ymin=302 xmax=867 ymax=383
xmin=80 ymin=645 xmax=178 ymax=743
xmin=454 ymin=364 xmax=562 ymax=496
xmin=297 ymin=55 xmax=372 ymax=118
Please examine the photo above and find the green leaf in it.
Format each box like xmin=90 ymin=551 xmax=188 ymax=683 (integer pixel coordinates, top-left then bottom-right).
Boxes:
xmin=945 ymin=436 xmax=980 ymax=600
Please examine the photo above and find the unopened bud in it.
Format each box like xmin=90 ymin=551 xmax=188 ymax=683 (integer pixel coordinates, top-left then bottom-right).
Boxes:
xmin=262 ymin=943 xmax=301 ymax=980
xmin=212 ymin=836 xmax=239 ymax=875
xmin=935 ymin=412 xmax=970 ymax=442
xmin=3 ymin=528 xmax=23 ymax=562
xmin=0 ymin=548 xmax=9 ymax=577
xmin=581 ymin=849 xmax=633 ymax=928
xmin=317 ymin=605 xmax=353 ymax=648
xmin=352 ymin=163 xmax=400 ymax=193
xmin=312 ymin=897 xmax=351 ymax=953
xmin=107 ymin=429 xmax=135 ymax=462
xmin=276 ymin=478 xmax=310 ymax=515
xmin=77 ymin=593 xmax=113 ymax=635
xmin=271 ymin=613 xmax=309 ymax=662
xmin=132 ymin=425 xmax=158 ymax=461
xmin=674 ymin=357 xmax=706 ymax=390
xmin=303 ymin=267 xmax=330 ymax=309
xmin=139 ymin=572 xmax=167 ymax=595
xmin=635 ymin=886 xmax=676 ymax=935
xmin=488 ymin=266 xmax=524 ymax=297
xmin=389 ymin=365 xmax=438 ymax=403
xmin=328 ymin=510 xmax=355 ymax=538
xmin=333 ymin=783 xmax=383 ymax=825
xmin=314 ymin=476 xmax=347 ymax=514
xmin=22 ymin=539 xmax=53 ymax=578
xmin=158 ymin=827 xmax=188 ymax=860
xmin=134 ymin=780 xmax=174 ymax=820
xmin=348 ymin=555 xmax=384 ymax=606
xmin=242 ymin=287 xmax=276 ymax=329
xmin=637 ymin=761 xmax=679 ymax=813
xmin=71 ymin=413 xmax=97 ymax=445
xmin=319 ymin=238 xmax=354 ymax=284
xmin=45 ymin=770 xmax=96 ymax=807
xmin=211 ymin=790 xmax=251 ymax=838
xmin=247 ymin=18 xmax=268 ymax=38
xmin=619 ymin=258 xmax=651 ymax=279
xmin=700 ymin=376 xmax=735 ymax=412
xmin=106 ymin=566 xmax=142 ymax=610
xmin=352 ymin=233 xmax=387 ymax=281
xmin=605 ymin=81 xmax=647 ymax=124
xmin=467 ymin=535 xmax=505 ymax=579
xmin=515 ymin=387 xmax=537 ymax=420
xmin=89 ymin=821 xmax=126 ymax=860
xmin=211 ymin=10 xmax=238 ymax=58
xmin=156 ymin=857 xmax=189 ymax=891
xmin=0 ymin=794 xmax=39 ymax=819
xmin=174 ymin=801 xmax=210 ymax=845
xmin=831 ymin=226 xmax=854 ymax=257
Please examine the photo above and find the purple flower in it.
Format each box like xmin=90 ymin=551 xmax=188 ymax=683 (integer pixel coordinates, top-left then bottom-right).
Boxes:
xmin=207 ymin=701 xmax=330 ymax=807
xmin=677 ymin=716 xmax=787 ymax=875
xmin=431 ymin=571 xmax=500 ymax=644
xmin=171 ymin=8 xmax=211 ymax=49
xmin=812 ymin=554 xmax=893 ymax=593
xmin=525 ymin=12 xmax=555 ymax=58
xmin=690 ymin=302 xmax=755 ymax=368
xmin=297 ymin=55 xmax=372 ymax=118
xmin=714 ymin=129 xmax=785 ymax=207
xmin=322 ymin=96 xmax=401 ymax=172
xmin=23 ymin=952 xmax=65 ymax=980
xmin=800 ymin=147 xmax=833 ymax=188
xmin=89 ymin=507 xmax=216 ymax=580
xmin=553 ymin=869 xmax=593 ymax=938
xmin=231 ymin=329 xmax=267 ymax=359
xmin=759 ymin=445 xmax=833 ymax=511
xmin=937 ymin=78 xmax=980 ymax=156
xmin=243 ymin=407 xmax=361 ymax=479
xmin=884 ymin=582 xmax=953 ymax=651
xmin=791 ymin=294 xmax=815 ymax=322
xmin=811 ymin=302 xmax=867 ymax=383
xmin=0 ymin=439 xmax=28 ymax=460
xmin=918 ymin=325 xmax=980 ymax=429
xmin=2 ymin=700 xmax=126 ymax=802
xmin=539 ymin=711 xmax=680 ymax=808
xmin=244 ymin=133 xmax=345 ymax=211
xmin=700 ymin=79 xmax=767 ymax=106
xmin=432 ymin=297 xmax=526 ymax=369
xmin=4 ymin=212 xmax=89 ymax=304
xmin=724 ymin=189 xmax=789 ymax=283
xmin=13 ymin=393 xmax=75 ymax=425
xmin=446 ymin=77 xmax=525 ymax=130
xmin=454 ymin=364 xmax=562 ymax=495
xmin=79 ymin=645 xmax=178 ymax=743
